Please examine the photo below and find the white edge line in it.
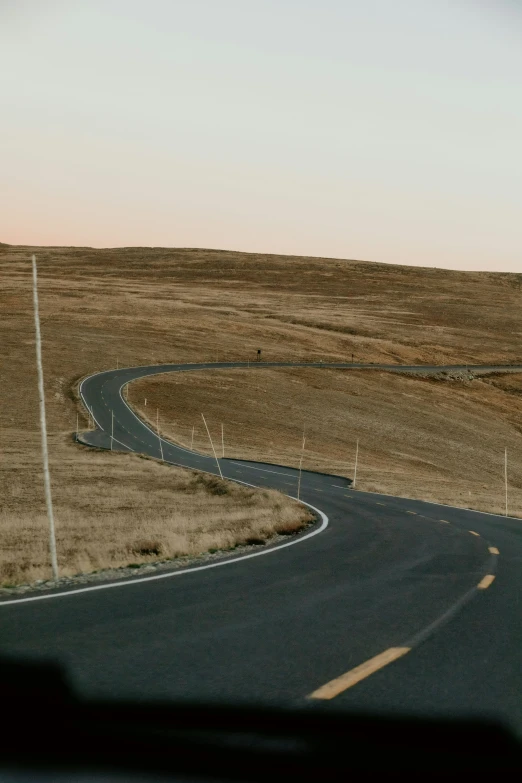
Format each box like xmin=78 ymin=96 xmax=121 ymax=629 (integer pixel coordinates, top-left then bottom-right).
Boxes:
xmin=117 ymin=377 xmax=209 ymax=458
xmin=355 ymin=487 xmax=522 ymax=523
xmin=0 ymin=490 xmax=328 ymax=607
xmin=79 ymin=373 xmax=105 ymax=432
xmin=78 ymin=376 xmax=131 ymax=451
xmin=229 ymin=461 xmax=297 ymax=478
xmin=111 ymin=436 xmax=133 ymax=451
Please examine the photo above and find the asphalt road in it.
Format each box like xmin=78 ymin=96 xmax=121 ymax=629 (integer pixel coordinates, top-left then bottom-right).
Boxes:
xmin=2 ymin=362 xmax=522 ymax=735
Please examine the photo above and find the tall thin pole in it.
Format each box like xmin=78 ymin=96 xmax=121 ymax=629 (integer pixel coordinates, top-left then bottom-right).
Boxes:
xmin=505 ymin=447 xmax=508 ymax=517
xmin=111 ymin=411 xmax=114 ymax=451
xmin=297 ymin=431 xmax=306 ymax=500
xmin=201 ymin=414 xmax=223 ymax=478
xmin=191 ymin=425 xmax=195 ymax=450
xmin=76 ymin=412 xmax=79 ymax=441
xmin=221 ymin=423 xmax=225 ymax=458
xmin=32 ymin=256 xmax=58 ymax=580
xmin=353 ymin=439 xmax=359 ymax=489
xmin=157 ymin=408 xmax=164 ymax=461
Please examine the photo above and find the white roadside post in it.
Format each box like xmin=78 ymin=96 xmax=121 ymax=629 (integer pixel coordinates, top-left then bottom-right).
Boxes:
xmin=32 ymin=255 xmax=59 ymax=580
xmin=76 ymin=412 xmax=79 ymax=442
xmin=201 ymin=414 xmax=224 ymax=479
xmin=157 ymin=408 xmax=164 ymax=461
xmin=297 ymin=432 xmax=306 ymax=501
xmin=353 ymin=439 xmax=359 ymax=489
xmin=505 ymin=447 xmax=508 ymax=517
xmin=111 ymin=411 xmax=114 ymax=451
xmin=191 ymin=425 xmax=195 ymax=450
xmin=221 ymin=423 xmax=225 ymax=458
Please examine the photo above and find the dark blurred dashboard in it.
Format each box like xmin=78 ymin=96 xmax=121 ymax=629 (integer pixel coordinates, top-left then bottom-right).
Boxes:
xmin=1 ymin=659 xmax=520 ymax=780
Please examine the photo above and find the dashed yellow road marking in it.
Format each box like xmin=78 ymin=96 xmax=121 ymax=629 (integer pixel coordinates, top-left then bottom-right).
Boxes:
xmin=440 ymin=520 xmax=450 ymax=524
xmin=308 ymin=647 xmax=411 ymax=700
xmin=376 ymin=502 xmax=386 ymax=506
xmin=406 ymin=511 xmax=417 ymax=515
xmin=469 ymin=530 xmax=480 ymax=537
xmin=489 ymin=546 xmax=500 ymax=555
xmin=477 ymin=574 xmax=495 ymax=590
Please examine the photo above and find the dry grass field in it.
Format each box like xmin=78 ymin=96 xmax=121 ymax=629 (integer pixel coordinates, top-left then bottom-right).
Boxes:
xmin=1 ymin=242 xmax=522 ymax=584
xmin=132 ymin=367 xmax=522 ymax=518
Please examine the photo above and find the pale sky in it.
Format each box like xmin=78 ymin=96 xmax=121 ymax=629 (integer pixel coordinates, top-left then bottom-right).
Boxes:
xmin=1 ymin=0 xmax=521 ymax=271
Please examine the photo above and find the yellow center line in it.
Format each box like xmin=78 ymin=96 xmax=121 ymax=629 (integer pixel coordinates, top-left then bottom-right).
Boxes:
xmin=406 ymin=511 xmax=417 ymax=515
xmin=477 ymin=574 xmax=495 ymax=590
xmin=376 ymin=502 xmax=386 ymax=506
xmin=440 ymin=519 xmax=450 ymax=523
xmin=488 ymin=546 xmax=500 ymax=555
xmin=469 ymin=530 xmax=480 ymax=537
xmin=308 ymin=647 xmax=411 ymax=700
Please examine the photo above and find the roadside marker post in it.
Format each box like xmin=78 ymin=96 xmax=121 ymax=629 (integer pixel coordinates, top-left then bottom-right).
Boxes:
xmin=76 ymin=412 xmax=79 ymax=442
xmin=31 ymin=255 xmax=59 ymax=581
xmin=505 ymin=447 xmax=508 ymax=517
xmin=221 ymin=423 xmax=225 ymax=458
xmin=201 ymin=414 xmax=224 ymax=479
xmin=353 ymin=439 xmax=359 ymax=489
xmin=297 ymin=431 xmax=306 ymax=500
xmin=111 ymin=411 xmax=114 ymax=451
xmin=157 ymin=408 xmax=164 ymax=462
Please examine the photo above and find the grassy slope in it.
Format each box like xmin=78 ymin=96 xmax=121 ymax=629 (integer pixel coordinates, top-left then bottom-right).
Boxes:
xmin=1 ymin=243 xmax=521 ymax=582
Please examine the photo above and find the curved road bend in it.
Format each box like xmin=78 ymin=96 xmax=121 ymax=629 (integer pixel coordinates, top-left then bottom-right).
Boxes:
xmin=1 ymin=362 xmax=522 ymax=734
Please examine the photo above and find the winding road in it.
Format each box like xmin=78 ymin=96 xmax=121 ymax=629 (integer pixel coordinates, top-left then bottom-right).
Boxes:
xmin=2 ymin=362 xmax=522 ymax=735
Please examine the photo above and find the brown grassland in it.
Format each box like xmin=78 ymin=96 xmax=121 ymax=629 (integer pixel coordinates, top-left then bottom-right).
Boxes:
xmin=1 ymin=242 xmax=522 ymax=585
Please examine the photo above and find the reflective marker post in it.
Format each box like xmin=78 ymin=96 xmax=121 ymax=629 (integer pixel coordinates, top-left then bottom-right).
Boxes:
xmin=157 ymin=408 xmax=164 ymax=461
xmin=297 ymin=431 xmax=306 ymax=501
xmin=32 ymin=255 xmax=59 ymax=580
xmin=201 ymin=414 xmax=223 ymax=479
xmin=505 ymin=447 xmax=508 ymax=517
xmin=353 ymin=439 xmax=359 ymax=489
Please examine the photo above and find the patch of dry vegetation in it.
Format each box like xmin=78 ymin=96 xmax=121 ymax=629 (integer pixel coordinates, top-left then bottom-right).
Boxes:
xmin=0 ymin=443 xmax=311 ymax=585
xmin=1 ymin=242 xmax=521 ymax=584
